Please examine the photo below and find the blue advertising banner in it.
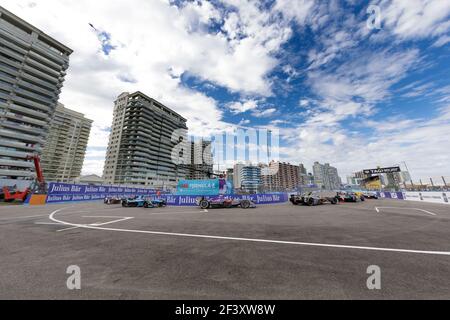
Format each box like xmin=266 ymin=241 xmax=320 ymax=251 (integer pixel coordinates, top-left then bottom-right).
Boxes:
xmin=45 ymin=182 xmax=288 ymax=206
xmin=161 ymin=193 xmax=289 ymax=206
xmin=176 ymin=179 xmax=220 ymax=196
xmin=46 ymin=183 xmax=161 ymax=203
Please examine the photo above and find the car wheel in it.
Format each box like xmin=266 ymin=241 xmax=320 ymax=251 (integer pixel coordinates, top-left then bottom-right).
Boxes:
xmin=331 ymin=198 xmax=338 ymax=205
xmin=241 ymin=200 xmax=251 ymax=209
xmin=307 ymin=198 xmax=315 ymax=206
xmin=122 ymin=202 xmax=127 ymax=207
xmin=200 ymin=200 xmax=210 ymax=209
xmin=144 ymin=202 xmax=149 ymax=208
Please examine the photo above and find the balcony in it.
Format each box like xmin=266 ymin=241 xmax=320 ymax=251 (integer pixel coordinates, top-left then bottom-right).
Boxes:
xmin=0 ymin=128 xmax=44 ymax=144
xmin=0 ymin=168 xmax=34 ymax=178
xmin=0 ymin=159 xmax=33 ymax=168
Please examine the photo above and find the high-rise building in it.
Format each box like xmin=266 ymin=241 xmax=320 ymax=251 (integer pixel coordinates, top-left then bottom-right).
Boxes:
xmin=312 ymin=162 xmax=341 ymax=190
xmin=298 ymin=163 xmax=309 ymax=186
xmin=0 ymin=6 xmax=72 ymax=180
xmin=187 ymin=139 xmax=213 ymax=180
xmin=40 ymin=103 xmax=92 ymax=182
xmin=226 ymin=168 xmax=234 ymax=185
xmin=261 ymin=161 xmax=300 ymax=191
xmin=240 ymin=165 xmax=261 ymax=194
xmin=102 ymin=91 xmax=188 ymax=188
xmin=102 ymin=92 xmax=128 ymax=184
xmin=233 ymin=163 xmax=245 ymax=188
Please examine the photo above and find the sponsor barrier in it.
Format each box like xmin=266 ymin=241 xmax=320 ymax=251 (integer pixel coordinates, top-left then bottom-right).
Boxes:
xmin=376 ymin=192 xmax=405 ymax=200
xmin=176 ymin=179 xmax=233 ymax=195
xmin=45 ymin=183 xmax=288 ymax=205
xmin=376 ymin=191 xmax=449 ymax=205
xmin=161 ymin=193 xmax=289 ymax=206
xmin=403 ymin=191 xmax=449 ymax=205
xmin=46 ymin=182 xmax=160 ymax=203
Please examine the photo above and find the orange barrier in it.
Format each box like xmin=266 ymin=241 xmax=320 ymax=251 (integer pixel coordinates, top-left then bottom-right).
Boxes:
xmin=28 ymin=194 xmax=47 ymax=206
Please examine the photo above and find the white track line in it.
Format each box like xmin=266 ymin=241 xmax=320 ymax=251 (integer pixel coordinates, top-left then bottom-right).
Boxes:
xmin=375 ymin=207 xmax=437 ymax=216
xmin=49 ymin=208 xmax=450 ymax=256
xmin=35 ymin=222 xmax=64 ymax=226
xmin=88 ymin=217 xmax=133 ymax=227
xmin=56 ymin=215 xmax=133 ymax=232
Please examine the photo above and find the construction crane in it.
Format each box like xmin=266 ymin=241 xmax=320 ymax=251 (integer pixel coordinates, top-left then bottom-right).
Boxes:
xmin=26 ymin=154 xmax=47 ymax=194
xmin=1 ymin=154 xmax=47 ymax=203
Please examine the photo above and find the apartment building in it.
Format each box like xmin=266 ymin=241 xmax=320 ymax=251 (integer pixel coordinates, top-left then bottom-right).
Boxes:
xmin=187 ymin=139 xmax=213 ymax=180
xmin=233 ymin=163 xmax=245 ymax=189
xmin=313 ymin=161 xmax=341 ymax=190
xmin=40 ymin=103 xmax=92 ymax=182
xmin=261 ymin=161 xmax=300 ymax=191
xmin=240 ymin=165 xmax=261 ymax=194
xmin=0 ymin=6 xmax=72 ymax=181
xmin=102 ymin=91 xmax=188 ymax=188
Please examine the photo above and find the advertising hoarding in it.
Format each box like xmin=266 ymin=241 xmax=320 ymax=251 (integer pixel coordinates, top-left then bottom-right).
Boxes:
xmin=363 ymin=167 xmax=401 ymax=175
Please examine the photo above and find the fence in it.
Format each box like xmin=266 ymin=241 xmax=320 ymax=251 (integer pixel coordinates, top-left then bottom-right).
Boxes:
xmin=377 ymin=191 xmax=450 ymax=205
xmin=45 ymin=182 xmax=288 ymax=205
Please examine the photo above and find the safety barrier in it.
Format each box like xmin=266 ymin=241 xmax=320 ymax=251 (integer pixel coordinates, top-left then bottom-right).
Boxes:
xmin=45 ymin=182 xmax=289 ymax=205
xmin=377 ymin=191 xmax=450 ymax=205
xmin=46 ymin=182 xmax=161 ymax=203
xmin=160 ymin=194 xmax=289 ymax=206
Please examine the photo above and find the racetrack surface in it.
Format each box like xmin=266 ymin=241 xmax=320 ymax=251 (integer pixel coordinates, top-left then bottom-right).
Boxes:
xmin=1 ymin=199 xmax=450 ymax=299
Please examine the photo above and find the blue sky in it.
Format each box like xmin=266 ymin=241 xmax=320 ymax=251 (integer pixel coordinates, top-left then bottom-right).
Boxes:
xmin=3 ymin=0 xmax=450 ymax=181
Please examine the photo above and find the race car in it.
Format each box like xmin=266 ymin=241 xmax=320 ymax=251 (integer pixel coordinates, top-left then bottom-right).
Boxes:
xmin=149 ymin=198 xmax=167 ymax=207
xmin=196 ymin=196 xmax=256 ymax=209
xmin=122 ymin=196 xmax=167 ymax=208
xmin=353 ymin=191 xmax=366 ymax=201
xmin=337 ymin=191 xmax=364 ymax=202
xmin=104 ymin=196 xmax=122 ymax=204
xmin=362 ymin=191 xmax=379 ymax=199
xmin=290 ymin=191 xmax=339 ymax=206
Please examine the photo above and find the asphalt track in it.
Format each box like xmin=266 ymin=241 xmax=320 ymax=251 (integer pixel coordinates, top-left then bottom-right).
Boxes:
xmin=1 ymin=199 xmax=450 ymax=299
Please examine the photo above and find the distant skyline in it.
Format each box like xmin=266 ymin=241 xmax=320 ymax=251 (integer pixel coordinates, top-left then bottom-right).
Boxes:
xmin=3 ymin=1 xmax=449 ymax=181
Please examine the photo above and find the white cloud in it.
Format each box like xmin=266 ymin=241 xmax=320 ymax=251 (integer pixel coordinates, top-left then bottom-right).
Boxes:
xmin=253 ymin=107 xmax=277 ymax=118
xmin=299 ymin=99 xmax=310 ymax=107
xmin=238 ymin=118 xmax=251 ymax=126
xmin=227 ymin=100 xmax=258 ymax=114
xmin=274 ymin=0 xmax=315 ymax=25
xmin=276 ymin=44 xmax=444 ymax=181
xmin=433 ymin=35 xmax=450 ymax=47
xmin=0 ymin=0 xmax=299 ymax=175
xmin=379 ymin=0 xmax=450 ymax=40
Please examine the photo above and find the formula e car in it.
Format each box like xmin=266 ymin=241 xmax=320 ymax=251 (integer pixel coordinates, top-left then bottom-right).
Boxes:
xmin=196 ymin=196 xmax=256 ymax=209
xmin=362 ymin=191 xmax=379 ymax=199
xmin=104 ymin=196 xmax=122 ymax=204
xmin=121 ymin=196 xmax=167 ymax=208
xmin=337 ymin=191 xmax=364 ymax=202
xmin=150 ymin=198 xmax=167 ymax=207
xmin=290 ymin=191 xmax=339 ymax=206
